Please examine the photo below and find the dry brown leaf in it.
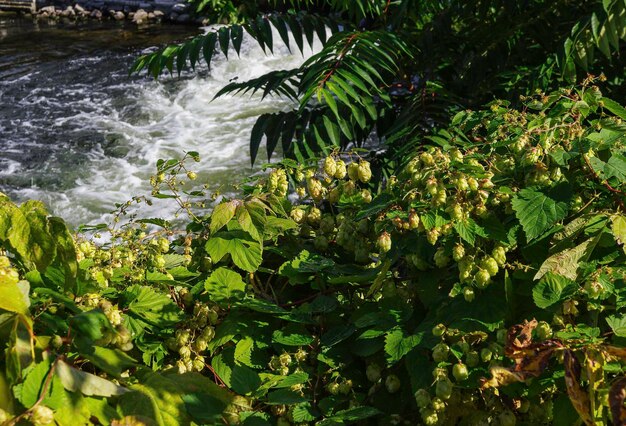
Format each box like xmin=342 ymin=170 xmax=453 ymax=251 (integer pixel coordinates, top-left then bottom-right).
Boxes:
xmin=609 ymin=377 xmax=626 ymax=426
xmin=480 ymin=366 xmax=530 ymax=389
xmin=564 ymin=350 xmax=594 ymax=426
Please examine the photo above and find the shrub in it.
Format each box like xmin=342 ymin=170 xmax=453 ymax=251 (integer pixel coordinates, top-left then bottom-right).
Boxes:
xmin=0 ymin=81 xmax=625 ymax=425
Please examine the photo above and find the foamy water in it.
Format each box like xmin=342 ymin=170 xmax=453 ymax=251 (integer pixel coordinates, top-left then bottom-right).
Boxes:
xmin=0 ymin=18 xmax=318 ymax=228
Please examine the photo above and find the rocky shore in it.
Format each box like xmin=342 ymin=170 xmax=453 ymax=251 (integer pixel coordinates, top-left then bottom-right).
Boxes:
xmin=31 ymin=0 xmax=200 ymax=24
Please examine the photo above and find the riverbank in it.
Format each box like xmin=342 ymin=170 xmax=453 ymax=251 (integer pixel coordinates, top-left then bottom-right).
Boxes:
xmin=2 ymin=0 xmax=202 ymax=24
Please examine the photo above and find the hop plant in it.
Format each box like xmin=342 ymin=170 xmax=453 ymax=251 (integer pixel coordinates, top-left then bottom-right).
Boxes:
xmin=357 ymin=160 xmax=372 ymax=183
xmin=323 ymin=156 xmax=337 ymax=177
xmin=334 ymin=159 xmax=347 ymax=179
xmin=376 ymin=232 xmax=392 ymax=253
xmin=31 ymin=405 xmax=54 ymax=426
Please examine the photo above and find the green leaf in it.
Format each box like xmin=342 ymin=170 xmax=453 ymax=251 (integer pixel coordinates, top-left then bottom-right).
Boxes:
xmin=511 ymin=186 xmax=571 ymax=241
xmin=613 ymin=215 xmax=626 ymax=249
xmin=454 ymin=218 xmax=486 ymax=246
xmin=206 ymin=230 xmax=263 ymax=273
xmin=234 ymin=337 xmax=255 ymax=367
xmin=122 ymin=285 xmax=183 ymax=327
xmin=210 ymin=201 xmax=238 ymax=234
xmin=607 ymin=315 xmax=626 ymax=337
xmin=602 ymin=97 xmax=626 ymax=120
xmin=0 ymin=280 xmax=29 ymax=315
xmin=118 ymin=370 xmax=251 ymax=426
xmin=212 ymin=350 xmax=261 ymax=395
xmin=384 ymin=328 xmax=423 ymax=364
xmin=272 ymin=325 xmax=314 ymax=346
xmin=205 ymin=267 xmax=247 ymax=306
xmin=18 ymin=201 xmax=56 ymax=272
xmin=82 ymin=346 xmax=138 ymax=378
xmin=532 ymin=273 xmax=577 ymax=309
xmin=321 ymin=406 xmax=382 ymax=423
xmin=291 ymin=403 xmax=318 ymax=422
xmin=55 ymin=360 xmax=128 ymax=397
xmin=182 ymin=393 xmax=228 ymax=423
xmin=17 ymin=359 xmax=68 ymax=410
xmin=267 ymin=389 xmax=308 ymax=405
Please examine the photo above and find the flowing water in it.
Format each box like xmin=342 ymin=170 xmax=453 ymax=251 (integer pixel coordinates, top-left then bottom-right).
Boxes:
xmin=0 ymin=15 xmax=316 ymax=228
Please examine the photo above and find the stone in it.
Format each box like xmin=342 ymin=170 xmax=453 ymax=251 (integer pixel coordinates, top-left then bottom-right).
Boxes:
xmin=132 ymin=8 xmax=148 ymax=23
xmin=74 ymin=4 xmax=85 ymax=12
xmin=176 ymin=13 xmax=190 ymax=23
xmin=61 ymin=6 xmax=75 ymax=16
xmin=171 ymin=3 xmax=188 ymax=13
xmin=113 ymin=10 xmax=125 ymax=20
xmin=39 ymin=5 xmax=55 ymax=13
xmin=152 ymin=10 xmax=164 ymax=17
xmin=90 ymin=9 xmax=103 ymax=18
xmin=147 ymin=12 xmax=154 ymax=19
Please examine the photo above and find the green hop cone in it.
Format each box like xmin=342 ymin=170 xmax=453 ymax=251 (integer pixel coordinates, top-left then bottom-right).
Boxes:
xmin=326 ymin=382 xmax=340 ymax=395
xmin=432 ymin=343 xmax=450 ymax=362
xmin=323 ymin=156 xmax=337 ymax=177
xmin=334 ymin=159 xmax=347 ymax=179
xmin=421 ymin=408 xmax=438 ymax=426
xmin=377 ymin=231 xmax=392 ymax=253
xmin=435 ymin=377 xmax=453 ymax=400
xmin=414 ymin=389 xmax=431 ymax=408
xmin=385 ymin=374 xmax=401 ymax=393
xmin=452 ymin=363 xmax=469 ymax=381
xmin=480 ymin=256 xmax=499 ymax=276
xmin=347 ymin=162 xmax=360 ymax=181
xmin=474 ymin=269 xmax=491 ymax=288
xmin=31 ymin=405 xmax=55 ymax=426
xmin=357 ymin=160 xmax=372 ymax=183
xmin=434 ymin=247 xmax=450 ymax=268
xmin=366 ymin=363 xmax=382 ymax=382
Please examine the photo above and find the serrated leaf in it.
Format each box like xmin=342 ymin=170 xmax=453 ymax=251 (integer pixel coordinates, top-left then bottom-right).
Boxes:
xmin=234 ymin=337 xmax=255 ymax=367
xmin=267 ymin=389 xmax=308 ymax=405
xmin=322 ymin=406 xmax=382 ymax=423
xmin=122 ymin=285 xmax=183 ymax=327
xmin=535 ymin=237 xmax=597 ymax=281
xmin=291 ymin=402 xmax=318 ymax=422
xmin=613 ymin=215 xmax=626 ymax=250
xmin=0 ymin=280 xmax=29 ymax=315
xmin=206 ymin=230 xmax=263 ymax=273
xmin=607 ymin=316 xmax=626 ymax=337
xmin=205 ymin=267 xmax=247 ymax=306
xmin=272 ymin=325 xmax=314 ymax=346
xmin=18 ymin=359 xmax=68 ymax=409
xmin=512 ymin=186 xmax=571 ymax=241
xmin=210 ymin=201 xmax=238 ymax=234
xmin=454 ymin=218 xmax=486 ymax=246
xmin=384 ymin=328 xmax=422 ymax=364
xmin=532 ymin=273 xmax=577 ymax=309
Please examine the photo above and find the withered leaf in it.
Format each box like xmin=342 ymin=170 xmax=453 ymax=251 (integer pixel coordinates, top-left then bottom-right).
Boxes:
xmin=609 ymin=377 xmax=626 ymax=426
xmin=480 ymin=366 xmax=532 ymax=390
xmin=564 ymin=350 xmax=594 ymax=426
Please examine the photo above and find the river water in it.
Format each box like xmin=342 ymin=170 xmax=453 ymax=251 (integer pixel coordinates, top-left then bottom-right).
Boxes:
xmin=0 ymin=15 xmax=314 ymax=228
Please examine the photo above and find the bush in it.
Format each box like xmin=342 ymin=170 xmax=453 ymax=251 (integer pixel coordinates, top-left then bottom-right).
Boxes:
xmin=0 ymin=81 xmax=625 ymax=425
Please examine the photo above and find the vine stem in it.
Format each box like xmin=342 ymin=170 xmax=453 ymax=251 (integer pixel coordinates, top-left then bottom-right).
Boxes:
xmin=7 ymin=358 xmax=59 ymax=426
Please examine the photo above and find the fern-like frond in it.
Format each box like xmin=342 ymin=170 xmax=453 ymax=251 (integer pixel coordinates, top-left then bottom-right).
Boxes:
xmin=298 ymin=30 xmax=413 ymax=132
xmin=214 ymin=68 xmax=302 ymax=101
xmin=130 ymin=12 xmax=344 ymax=78
xmin=561 ymin=0 xmax=626 ymax=81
